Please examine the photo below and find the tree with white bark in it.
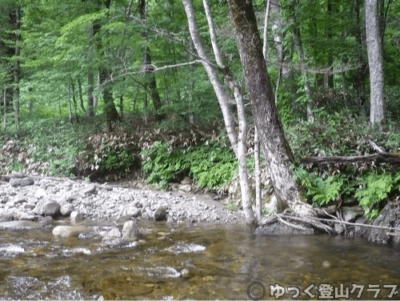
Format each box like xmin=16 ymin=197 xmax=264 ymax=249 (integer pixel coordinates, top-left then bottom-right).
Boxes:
xmin=365 ymin=0 xmax=385 ymax=127
xmin=182 ymin=0 xmax=256 ymax=227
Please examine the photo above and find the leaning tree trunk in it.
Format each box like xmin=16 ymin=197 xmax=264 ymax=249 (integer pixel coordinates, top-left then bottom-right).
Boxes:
xmin=227 ymin=0 xmax=315 ymax=217
xmin=183 ymin=0 xmax=258 ymax=226
xmin=365 ymin=0 xmax=385 ymax=127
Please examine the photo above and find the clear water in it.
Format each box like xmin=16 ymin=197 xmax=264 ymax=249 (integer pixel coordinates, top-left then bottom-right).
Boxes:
xmin=0 ymin=220 xmax=400 ymax=300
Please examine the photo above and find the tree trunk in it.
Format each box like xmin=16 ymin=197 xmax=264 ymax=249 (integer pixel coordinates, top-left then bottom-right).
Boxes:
xmin=365 ymin=0 xmax=385 ymax=126
xmin=77 ymin=77 xmax=87 ymax=114
xmin=87 ymin=24 xmax=95 ymax=117
xmin=182 ymin=0 xmax=239 ymax=157
xmin=67 ymin=82 xmax=72 ymax=124
xmin=3 ymin=88 xmax=7 ymax=129
xmin=93 ymin=1 xmax=119 ymax=130
xmin=254 ymin=127 xmax=262 ymax=221
xmin=227 ymin=0 xmax=315 ymax=217
xmin=139 ymin=0 xmax=163 ymax=121
xmin=70 ymin=78 xmax=79 ymax=123
xmin=184 ymin=0 xmax=255 ymax=225
xmin=353 ymin=0 xmax=366 ymax=106
xmin=292 ymin=17 xmax=314 ymax=122
xmin=262 ymin=0 xmax=271 ymax=60
xmin=13 ymin=5 xmax=20 ymax=126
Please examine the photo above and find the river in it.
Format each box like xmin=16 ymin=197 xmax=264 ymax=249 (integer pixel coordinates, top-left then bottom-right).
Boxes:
xmin=0 ymin=220 xmax=400 ymax=300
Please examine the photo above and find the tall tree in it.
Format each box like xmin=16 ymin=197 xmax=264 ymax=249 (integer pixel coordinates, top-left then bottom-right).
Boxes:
xmin=139 ymin=0 xmax=163 ymax=121
xmin=227 ymin=0 xmax=315 ymax=217
xmin=182 ymin=0 xmax=256 ymax=226
xmin=365 ymin=0 xmax=385 ymax=126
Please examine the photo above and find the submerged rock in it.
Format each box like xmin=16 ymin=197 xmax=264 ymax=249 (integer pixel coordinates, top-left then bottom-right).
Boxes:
xmin=122 ymin=220 xmax=139 ymax=241
xmin=52 ymin=225 xmax=88 ymax=238
xmin=255 ymin=220 xmax=314 ymax=235
xmin=0 ymin=220 xmax=41 ymax=230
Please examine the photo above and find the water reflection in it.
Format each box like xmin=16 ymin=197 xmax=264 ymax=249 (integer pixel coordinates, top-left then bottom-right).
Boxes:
xmin=0 ymin=221 xmax=399 ymax=300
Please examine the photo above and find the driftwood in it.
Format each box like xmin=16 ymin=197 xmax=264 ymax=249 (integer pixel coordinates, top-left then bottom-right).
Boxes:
xmin=280 ymin=214 xmax=400 ymax=232
xmin=300 ymin=140 xmax=400 ymax=165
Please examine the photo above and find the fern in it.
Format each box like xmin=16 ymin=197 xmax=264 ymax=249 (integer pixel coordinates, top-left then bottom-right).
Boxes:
xmin=355 ymin=173 xmax=392 ymax=211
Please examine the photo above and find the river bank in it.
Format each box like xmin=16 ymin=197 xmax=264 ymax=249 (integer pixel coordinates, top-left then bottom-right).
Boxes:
xmin=0 ymin=173 xmax=245 ymax=231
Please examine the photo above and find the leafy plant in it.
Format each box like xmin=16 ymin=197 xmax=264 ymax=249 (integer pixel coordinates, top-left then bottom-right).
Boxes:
xmin=141 ymin=141 xmax=237 ymax=190
xmin=94 ymin=142 xmax=135 ymax=174
xmin=294 ymin=167 xmax=343 ymax=206
xmin=355 ymin=173 xmax=393 ymax=214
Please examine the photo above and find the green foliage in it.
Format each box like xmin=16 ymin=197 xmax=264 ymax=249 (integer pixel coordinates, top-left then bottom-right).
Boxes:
xmin=141 ymin=141 xmax=237 ymax=190
xmin=294 ymin=167 xmax=343 ymax=206
xmin=225 ymin=201 xmax=239 ymax=211
xmin=94 ymin=142 xmax=135 ymax=175
xmin=355 ymin=173 xmax=393 ymax=213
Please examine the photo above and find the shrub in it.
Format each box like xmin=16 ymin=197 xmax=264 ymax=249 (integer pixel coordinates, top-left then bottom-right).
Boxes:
xmin=141 ymin=141 xmax=237 ymax=190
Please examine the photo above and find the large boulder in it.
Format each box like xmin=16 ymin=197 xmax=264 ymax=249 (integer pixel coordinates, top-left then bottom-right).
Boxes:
xmin=43 ymin=202 xmax=61 ymax=217
xmin=33 ymin=199 xmax=52 ymax=215
xmin=122 ymin=220 xmax=139 ymax=241
xmin=154 ymin=205 xmax=167 ymax=221
xmin=9 ymin=177 xmax=34 ymax=187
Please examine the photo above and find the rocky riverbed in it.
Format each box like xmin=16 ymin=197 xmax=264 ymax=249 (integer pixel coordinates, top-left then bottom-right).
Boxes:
xmin=0 ymin=173 xmax=244 ymax=246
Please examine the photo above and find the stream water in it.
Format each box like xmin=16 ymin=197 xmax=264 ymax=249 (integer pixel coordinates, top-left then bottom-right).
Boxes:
xmin=0 ymin=220 xmax=400 ymax=300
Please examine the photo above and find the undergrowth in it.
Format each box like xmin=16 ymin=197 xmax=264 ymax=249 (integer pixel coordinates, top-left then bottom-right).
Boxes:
xmin=141 ymin=141 xmax=237 ymax=190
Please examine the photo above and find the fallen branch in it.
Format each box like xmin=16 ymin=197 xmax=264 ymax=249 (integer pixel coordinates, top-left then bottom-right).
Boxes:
xmin=300 ymin=152 xmax=400 ymax=165
xmin=281 ymin=214 xmax=400 ymax=232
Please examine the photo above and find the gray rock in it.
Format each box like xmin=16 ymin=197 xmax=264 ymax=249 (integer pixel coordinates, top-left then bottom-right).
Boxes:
xmin=83 ymin=185 xmax=97 ymax=195
xmin=0 ymin=220 xmax=41 ymax=230
xmin=35 ymin=188 xmax=47 ymax=199
xmin=60 ymin=203 xmax=74 ymax=216
xmin=38 ymin=216 xmax=53 ymax=227
xmin=368 ymin=205 xmax=396 ymax=244
xmin=179 ymin=184 xmax=192 ymax=193
xmin=122 ymin=220 xmax=139 ymax=241
xmin=105 ymin=227 xmax=121 ymax=238
xmin=154 ymin=205 xmax=167 ymax=221
xmin=62 ymin=194 xmax=81 ymax=203
xmin=52 ymin=225 xmax=88 ymax=238
xmin=24 ymin=203 xmax=36 ymax=210
xmin=0 ymin=196 xmax=8 ymax=204
xmin=181 ymin=268 xmax=190 ymax=278
xmin=342 ymin=206 xmax=364 ymax=222
xmin=132 ymin=201 xmax=142 ymax=208
xmin=33 ymin=199 xmax=52 ymax=215
xmin=126 ymin=207 xmax=141 ymax=218
xmin=255 ymin=221 xmax=314 ymax=235
xmin=11 ymin=171 xmax=25 ymax=178
xmin=102 ymin=237 xmax=139 ymax=248
xmin=70 ymin=211 xmax=83 ymax=223
xmin=43 ymin=202 xmax=61 ymax=217
xmin=180 ymin=177 xmax=192 ymax=185
xmin=10 ymin=177 xmax=34 ymax=187
xmin=78 ymin=231 xmax=100 ymax=240
xmin=19 ymin=214 xmax=38 ymax=221
xmin=0 ymin=212 xmax=14 ymax=222
xmin=114 ymin=215 xmax=131 ymax=227
xmin=13 ymin=195 xmax=27 ymax=204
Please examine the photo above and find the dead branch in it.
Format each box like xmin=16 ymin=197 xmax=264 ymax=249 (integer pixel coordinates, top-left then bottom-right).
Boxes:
xmin=300 ymin=152 xmax=400 ymax=165
xmin=281 ymin=214 xmax=400 ymax=232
